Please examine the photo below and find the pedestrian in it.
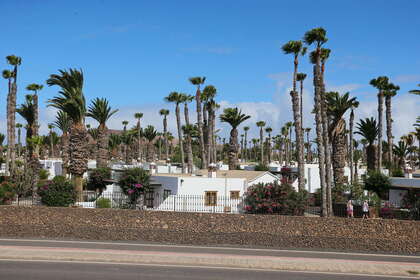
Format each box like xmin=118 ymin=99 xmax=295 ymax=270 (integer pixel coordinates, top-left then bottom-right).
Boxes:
xmin=346 ymin=200 xmax=354 ymax=218
xmin=362 ymin=200 xmax=369 ymax=219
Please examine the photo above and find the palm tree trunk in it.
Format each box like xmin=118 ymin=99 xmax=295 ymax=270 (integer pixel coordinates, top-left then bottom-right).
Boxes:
xmin=7 ymin=82 xmax=17 ymax=174
xmin=212 ymin=110 xmax=217 ymax=163
xmin=195 ymin=89 xmax=207 ymax=169
xmin=259 ymin=128 xmax=264 ymax=164
xmin=206 ymin=106 xmax=213 ymax=164
xmin=69 ymin=124 xmax=88 ymax=199
xmin=244 ymin=132 xmax=248 ymax=162
xmin=349 ymin=109 xmax=355 ymax=184
xmin=313 ymin=61 xmax=328 ymax=217
xmin=184 ymin=103 xmax=193 ymax=173
xmin=61 ymin=132 xmax=69 ymax=176
xmin=385 ymin=96 xmax=393 ymax=168
xmin=291 ymin=56 xmax=305 ymax=193
xmin=137 ymin=120 xmax=142 ymax=162
xmin=367 ymin=144 xmax=377 ymax=171
xmin=163 ymin=117 xmax=169 ymax=161
xmin=96 ymin=125 xmax=108 ymax=168
xmin=377 ymin=92 xmax=384 ymax=171
xmin=332 ymin=131 xmax=346 ymax=186
xmin=228 ymin=128 xmax=239 ymax=170
xmin=321 ymin=67 xmax=333 ymax=216
xmin=176 ymin=104 xmax=186 ymax=173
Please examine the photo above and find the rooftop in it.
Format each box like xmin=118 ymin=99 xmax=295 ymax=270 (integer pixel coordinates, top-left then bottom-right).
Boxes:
xmin=153 ymin=170 xmax=275 ymax=182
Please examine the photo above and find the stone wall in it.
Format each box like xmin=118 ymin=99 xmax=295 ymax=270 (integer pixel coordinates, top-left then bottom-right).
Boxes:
xmin=0 ymin=206 xmax=419 ymax=254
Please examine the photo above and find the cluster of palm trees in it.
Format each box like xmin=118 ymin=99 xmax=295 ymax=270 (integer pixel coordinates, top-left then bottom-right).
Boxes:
xmin=1 ymin=30 xmax=419 ymax=210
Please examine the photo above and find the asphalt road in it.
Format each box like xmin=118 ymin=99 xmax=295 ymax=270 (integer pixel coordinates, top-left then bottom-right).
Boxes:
xmin=0 ymin=238 xmax=418 ymax=263
xmin=0 ymin=260 xmax=418 ymax=280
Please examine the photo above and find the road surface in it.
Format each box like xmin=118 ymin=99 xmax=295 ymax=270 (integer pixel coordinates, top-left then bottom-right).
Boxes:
xmin=1 ymin=260 xmax=419 ymax=280
xmin=0 ymin=238 xmax=418 ymax=279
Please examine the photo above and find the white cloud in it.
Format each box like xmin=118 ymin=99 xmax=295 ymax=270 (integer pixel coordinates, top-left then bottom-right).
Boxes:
xmin=393 ymin=74 xmax=420 ymax=84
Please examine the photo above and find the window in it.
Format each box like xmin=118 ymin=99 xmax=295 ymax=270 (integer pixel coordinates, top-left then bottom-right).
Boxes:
xmin=205 ymin=191 xmax=217 ymax=206
xmin=230 ymin=191 xmax=240 ymax=199
xmin=163 ymin=189 xmax=171 ymax=200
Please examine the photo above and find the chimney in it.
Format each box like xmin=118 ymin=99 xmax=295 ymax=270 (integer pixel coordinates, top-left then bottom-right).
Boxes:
xmin=208 ymin=163 xmax=217 ymax=178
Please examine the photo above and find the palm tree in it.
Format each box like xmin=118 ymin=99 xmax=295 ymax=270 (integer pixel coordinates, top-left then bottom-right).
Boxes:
xmin=296 ymin=73 xmax=307 ymax=127
xmin=159 ymin=109 xmax=170 ymax=161
xmin=355 ymin=117 xmax=379 ymax=171
xmin=26 ymin=83 xmax=43 ymax=137
xmin=220 ymin=108 xmax=251 ymax=170
xmin=202 ymin=85 xmax=217 ymax=164
xmin=108 ymin=134 xmax=121 ymax=159
xmin=393 ymin=141 xmax=409 ymax=171
xmin=143 ymin=125 xmax=157 ymax=162
xmin=243 ymin=126 xmax=250 ymax=162
xmin=348 ymin=98 xmax=359 ymax=185
xmin=281 ymin=125 xmax=289 ymax=164
xmin=134 ymin=113 xmax=143 ymax=161
xmin=304 ymin=27 xmax=329 ymax=216
xmin=326 ymin=91 xmax=358 ymax=186
xmin=265 ymin=127 xmax=273 ymax=163
xmin=304 ymin=128 xmax=311 ymax=163
xmin=179 ymin=93 xmax=194 ymax=173
xmin=165 ymin=92 xmax=186 ymax=173
xmin=54 ymin=110 xmax=71 ymax=176
xmin=256 ymin=121 xmax=266 ymax=163
xmin=189 ymin=76 xmax=207 ymax=169
xmin=370 ymin=76 xmax=389 ymax=171
xmin=285 ymin=121 xmax=294 ymax=163
xmin=282 ymin=40 xmax=306 ymax=192
xmin=383 ymin=82 xmax=400 ymax=168
xmin=86 ymin=98 xmax=118 ymax=168
xmin=0 ymin=133 xmax=5 ymax=159
xmin=4 ymin=55 xmax=22 ymax=174
xmin=16 ymin=123 xmax=23 ymax=158
xmin=48 ymin=123 xmax=55 ymax=157
xmin=409 ymin=84 xmax=420 ymax=95
xmin=47 ymin=68 xmax=87 ymax=198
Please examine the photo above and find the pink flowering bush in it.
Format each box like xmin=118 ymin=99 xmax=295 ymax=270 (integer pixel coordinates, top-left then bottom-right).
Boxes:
xmin=244 ymin=181 xmax=308 ymax=215
xmin=118 ymin=168 xmax=150 ymax=205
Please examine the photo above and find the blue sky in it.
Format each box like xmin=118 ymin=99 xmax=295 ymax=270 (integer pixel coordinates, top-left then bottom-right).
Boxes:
xmin=0 ymin=0 xmax=419 ymax=138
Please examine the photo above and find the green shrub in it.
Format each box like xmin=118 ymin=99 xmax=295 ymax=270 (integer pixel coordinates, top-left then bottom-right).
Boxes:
xmin=254 ymin=164 xmax=269 ymax=171
xmin=87 ymin=167 xmax=111 ymax=192
xmin=0 ymin=181 xmax=15 ymax=204
xmin=39 ymin=169 xmax=49 ymax=180
xmin=364 ymin=171 xmax=391 ymax=199
xmin=96 ymin=197 xmax=111 ymax=208
xmin=391 ymin=168 xmax=404 ymax=177
xmin=244 ymin=181 xmax=308 ymax=215
xmin=118 ymin=168 xmax=150 ymax=204
xmin=38 ymin=176 xmax=76 ymax=207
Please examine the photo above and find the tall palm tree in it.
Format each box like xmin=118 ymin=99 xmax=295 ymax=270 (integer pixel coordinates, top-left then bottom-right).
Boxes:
xmin=370 ymin=76 xmax=389 ymax=171
xmin=202 ymin=85 xmax=217 ymax=164
xmin=296 ymin=73 xmax=307 ymax=127
xmin=16 ymin=123 xmax=23 ymax=158
xmin=326 ymin=91 xmax=358 ymax=186
xmin=281 ymin=125 xmax=289 ymax=164
xmin=265 ymin=127 xmax=273 ymax=163
xmin=134 ymin=113 xmax=143 ymax=161
xmin=26 ymin=83 xmax=43 ymax=137
xmin=189 ymin=76 xmax=207 ymax=169
xmin=304 ymin=128 xmax=311 ymax=163
xmin=108 ymin=134 xmax=121 ymax=159
xmin=409 ymin=84 xmax=420 ymax=95
xmin=48 ymin=123 xmax=55 ymax=157
xmin=355 ymin=117 xmax=379 ymax=171
xmin=348 ymin=98 xmax=359 ymax=185
xmin=285 ymin=121 xmax=294 ymax=163
xmin=282 ymin=40 xmax=306 ymax=192
xmin=159 ymin=109 xmax=170 ymax=161
xmin=256 ymin=121 xmax=266 ymax=164
xmin=143 ymin=125 xmax=157 ymax=162
xmin=179 ymin=93 xmax=194 ymax=173
xmin=220 ymin=108 xmax=251 ymax=170
xmin=4 ymin=55 xmax=22 ymax=174
xmin=182 ymin=123 xmax=196 ymax=172
xmin=243 ymin=126 xmax=250 ymax=162
xmin=86 ymin=98 xmax=118 ymax=168
xmin=54 ymin=110 xmax=71 ymax=176
xmin=383 ymin=82 xmax=400 ymax=168
xmin=304 ymin=27 xmax=329 ymax=216
xmin=165 ymin=92 xmax=186 ymax=173
xmin=47 ymin=68 xmax=87 ymax=198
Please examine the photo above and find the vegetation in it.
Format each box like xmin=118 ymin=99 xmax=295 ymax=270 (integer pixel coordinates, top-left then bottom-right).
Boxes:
xmin=38 ymin=176 xmax=77 ymax=207
xmin=87 ymin=168 xmax=111 ymax=193
xmin=118 ymin=168 xmax=150 ymax=205
xmin=364 ymin=171 xmax=391 ymax=199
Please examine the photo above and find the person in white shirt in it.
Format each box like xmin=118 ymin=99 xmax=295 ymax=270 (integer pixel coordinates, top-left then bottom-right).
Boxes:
xmin=362 ymin=200 xmax=369 ymax=219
